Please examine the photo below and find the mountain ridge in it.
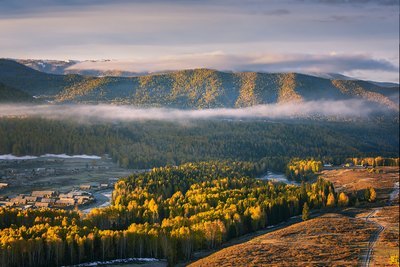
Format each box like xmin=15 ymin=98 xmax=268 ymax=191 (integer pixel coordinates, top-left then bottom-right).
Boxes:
xmin=0 ymin=58 xmax=398 ymax=110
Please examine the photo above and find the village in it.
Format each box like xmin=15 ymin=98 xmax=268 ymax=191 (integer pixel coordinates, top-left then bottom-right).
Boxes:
xmin=0 ymin=182 xmax=116 ymax=209
xmin=0 ymin=155 xmax=136 ymax=210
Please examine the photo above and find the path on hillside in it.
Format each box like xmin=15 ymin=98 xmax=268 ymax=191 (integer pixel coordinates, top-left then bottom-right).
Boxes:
xmin=361 ymin=208 xmax=385 ymax=267
xmin=361 ymin=179 xmax=399 ymax=267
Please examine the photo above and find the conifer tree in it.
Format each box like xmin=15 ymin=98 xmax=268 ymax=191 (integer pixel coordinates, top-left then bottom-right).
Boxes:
xmin=302 ymin=203 xmax=310 ymax=221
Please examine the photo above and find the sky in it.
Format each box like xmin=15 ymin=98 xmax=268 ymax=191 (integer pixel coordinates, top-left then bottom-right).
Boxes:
xmin=0 ymin=0 xmax=399 ymax=82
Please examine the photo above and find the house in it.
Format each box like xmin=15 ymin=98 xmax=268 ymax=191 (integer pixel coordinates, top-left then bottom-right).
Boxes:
xmin=10 ymin=196 xmax=27 ymax=205
xmin=79 ymin=184 xmax=92 ymax=190
xmin=55 ymin=198 xmax=76 ymax=206
xmin=32 ymin=191 xmax=58 ymax=198
xmin=5 ymin=201 xmax=15 ymax=207
xmin=58 ymin=193 xmax=69 ymax=198
xmin=41 ymin=198 xmax=56 ymax=204
xmin=25 ymin=196 xmax=38 ymax=202
xmin=35 ymin=202 xmax=50 ymax=207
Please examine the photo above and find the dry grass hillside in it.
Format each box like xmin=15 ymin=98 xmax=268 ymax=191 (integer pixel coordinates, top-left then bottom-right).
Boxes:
xmin=189 ymin=213 xmax=376 ymax=267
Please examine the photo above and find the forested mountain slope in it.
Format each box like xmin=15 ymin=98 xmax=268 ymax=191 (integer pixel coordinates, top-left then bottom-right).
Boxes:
xmin=0 ymin=83 xmax=37 ymax=103
xmin=0 ymin=59 xmax=398 ymax=109
xmin=0 ymin=59 xmax=84 ymax=96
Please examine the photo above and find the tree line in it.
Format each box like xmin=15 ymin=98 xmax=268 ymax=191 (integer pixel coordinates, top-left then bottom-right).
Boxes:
xmin=0 ymin=118 xmax=398 ymax=170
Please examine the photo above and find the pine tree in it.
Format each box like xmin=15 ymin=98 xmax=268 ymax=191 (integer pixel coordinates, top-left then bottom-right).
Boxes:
xmin=302 ymin=203 xmax=310 ymax=221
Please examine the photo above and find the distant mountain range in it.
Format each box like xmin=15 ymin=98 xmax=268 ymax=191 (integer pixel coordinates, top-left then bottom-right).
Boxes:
xmin=0 ymin=58 xmax=398 ymax=110
xmin=15 ymin=59 xmax=142 ymax=77
xmin=15 ymin=58 xmax=400 ymax=88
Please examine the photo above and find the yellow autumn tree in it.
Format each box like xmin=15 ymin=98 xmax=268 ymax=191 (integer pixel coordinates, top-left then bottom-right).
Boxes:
xmin=326 ymin=193 xmax=336 ymax=207
xmin=338 ymin=192 xmax=349 ymax=207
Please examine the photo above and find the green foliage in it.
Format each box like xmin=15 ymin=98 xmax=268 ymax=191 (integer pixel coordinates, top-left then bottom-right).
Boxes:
xmin=302 ymin=202 xmax=310 ymax=221
xmin=0 ymin=118 xmax=398 ymax=170
xmin=0 ymin=83 xmax=37 ymax=103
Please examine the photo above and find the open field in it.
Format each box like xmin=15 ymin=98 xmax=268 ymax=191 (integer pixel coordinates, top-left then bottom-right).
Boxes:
xmin=370 ymin=206 xmax=400 ymax=266
xmin=320 ymin=167 xmax=399 ymax=202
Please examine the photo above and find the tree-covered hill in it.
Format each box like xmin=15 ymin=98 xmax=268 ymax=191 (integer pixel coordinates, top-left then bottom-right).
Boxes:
xmin=0 ymin=59 xmax=398 ymax=109
xmin=0 ymin=83 xmax=38 ymax=103
xmin=0 ymin=59 xmax=85 ymax=96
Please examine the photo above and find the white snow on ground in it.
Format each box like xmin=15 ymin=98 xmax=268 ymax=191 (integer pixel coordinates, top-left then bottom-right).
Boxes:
xmin=62 ymin=257 xmax=160 ymax=267
xmin=0 ymin=154 xmax=101 ymax=160
xmin=0 ymin=154 xmax=38 ymax=160
xmin=41 ymin=154 xmax=102 ymax=159
xmin=390 ymin=181 xmax=399 ymax=202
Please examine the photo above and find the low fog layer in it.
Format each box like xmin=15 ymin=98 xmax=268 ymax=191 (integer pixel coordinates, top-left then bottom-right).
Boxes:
xmin=0 ymin=100 xmax=391 ymax=122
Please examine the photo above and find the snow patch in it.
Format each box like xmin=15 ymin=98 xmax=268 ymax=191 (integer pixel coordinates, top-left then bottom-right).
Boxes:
xmin=63 ymin=257 xmax=160 ymax=267
xmin=0 ymin=154 xmax=38 ymax=160
xmin=0 ymin=154 xmax=101 ymax=160
xmin=41 ymin=154 xmax=102 ymax=159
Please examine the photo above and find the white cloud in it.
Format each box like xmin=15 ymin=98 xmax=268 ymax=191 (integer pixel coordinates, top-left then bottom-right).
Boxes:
xmin=65 ymin=52 xmax=398 ymax=81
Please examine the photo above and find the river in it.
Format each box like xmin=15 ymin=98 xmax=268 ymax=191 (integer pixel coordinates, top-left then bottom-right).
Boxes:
xmin=258 ymin=171 xmax=300 ymax=185
xmin=81 ymin=189 xmax=113 ymax=214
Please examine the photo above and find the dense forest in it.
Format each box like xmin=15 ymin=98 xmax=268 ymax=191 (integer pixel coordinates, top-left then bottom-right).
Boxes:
xmin=0 ymin=83 xmax=36 ymax=103
xmin=0 ymin=161 xmax=368 ymax=266
xmin=0 ymin=118 xmax=398 ymax=170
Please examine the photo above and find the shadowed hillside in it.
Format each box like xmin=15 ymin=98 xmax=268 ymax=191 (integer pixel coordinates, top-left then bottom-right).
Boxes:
xmin=0 ymin=83 xmax=37 ymax=102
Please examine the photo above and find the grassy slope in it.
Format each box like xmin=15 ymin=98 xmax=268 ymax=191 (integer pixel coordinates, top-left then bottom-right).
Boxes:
xmin=188 ymin=213 xmax=376 ymax=267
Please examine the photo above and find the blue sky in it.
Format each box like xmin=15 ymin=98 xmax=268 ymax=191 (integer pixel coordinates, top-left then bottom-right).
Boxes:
xmin=0 ymin=0 xmax=399 ymax=82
